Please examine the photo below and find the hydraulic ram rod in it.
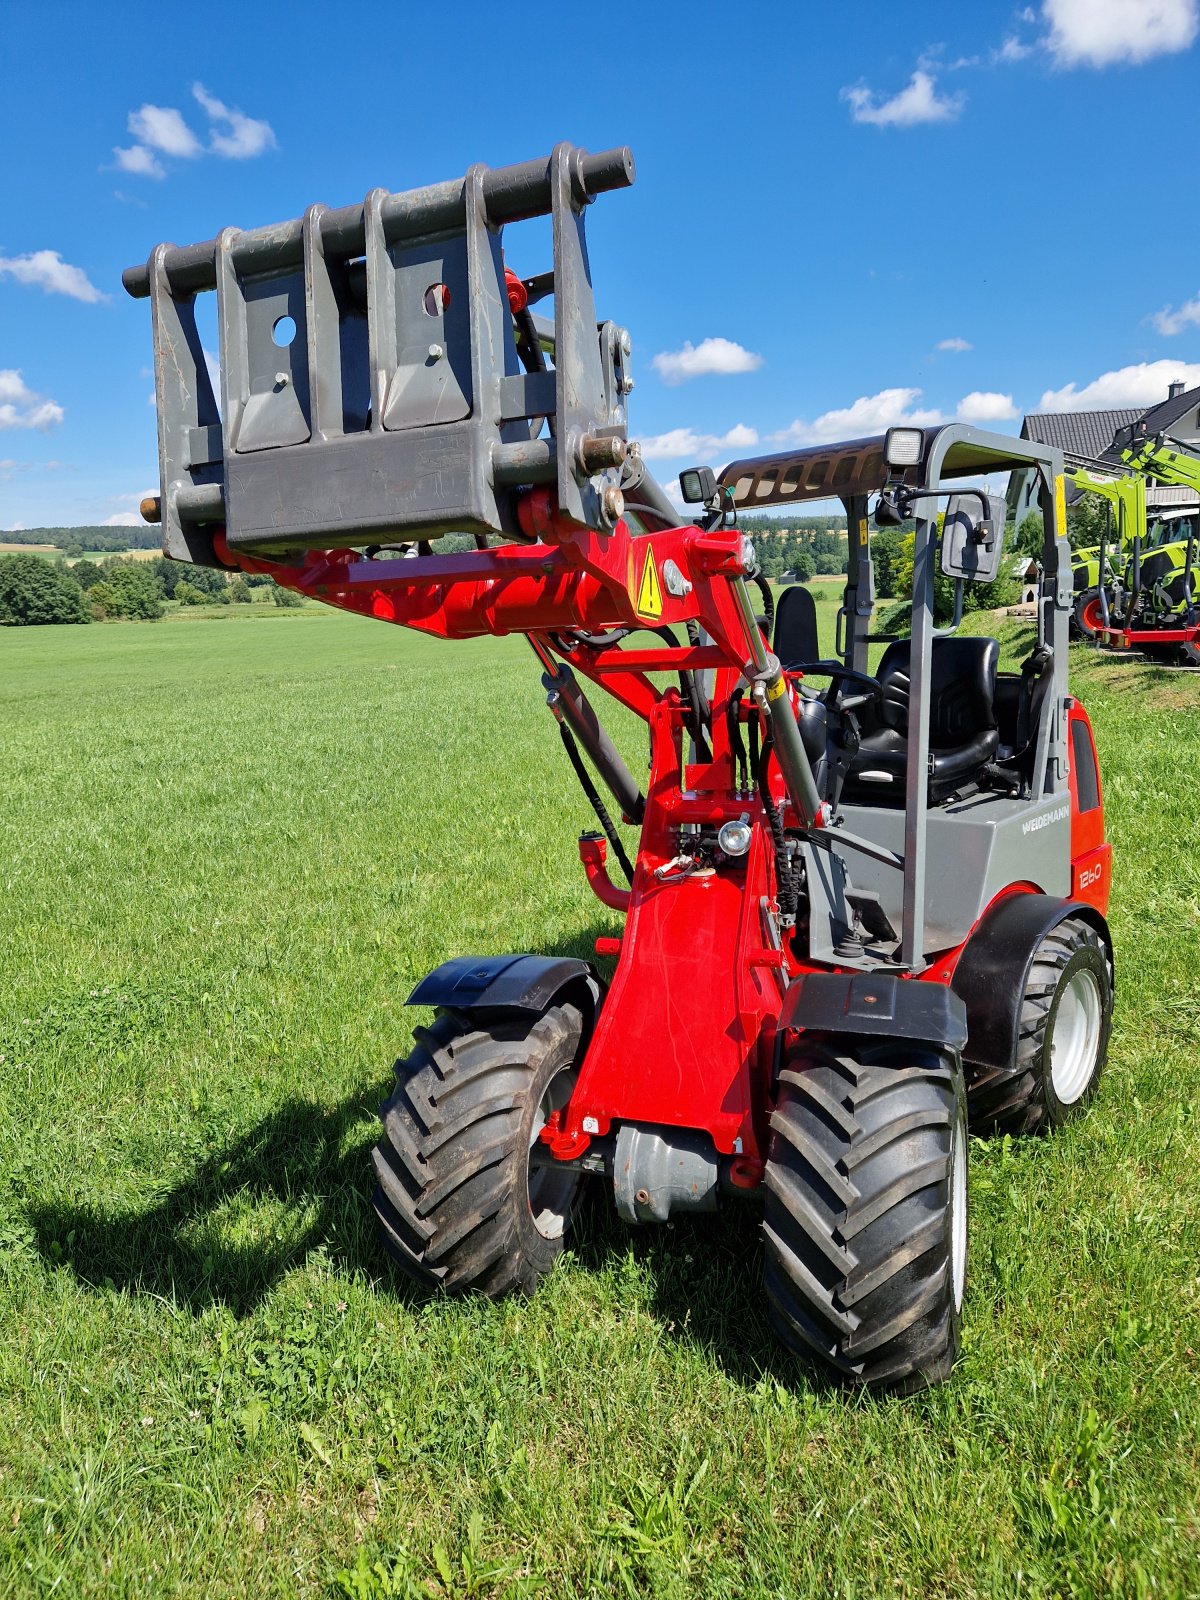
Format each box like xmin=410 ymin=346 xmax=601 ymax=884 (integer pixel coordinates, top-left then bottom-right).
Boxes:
xmin=730 ymin=575 xmax=825 ymax=826
xmin=123 ymin=145 xmax=634 ymax=300
xmin=537 ymin=655 xmax=645 ymax=824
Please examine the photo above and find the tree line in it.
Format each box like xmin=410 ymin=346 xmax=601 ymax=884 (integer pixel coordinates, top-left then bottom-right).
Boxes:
xmin=2 ymin=525 xmax=163 ymax=555
xmin=0 ymin=553 xmax=302 ymax=627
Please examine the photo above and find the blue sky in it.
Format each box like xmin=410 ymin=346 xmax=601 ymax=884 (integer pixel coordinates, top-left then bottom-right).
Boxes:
xmin=3 ymin=0 xmax=1200 ymax=529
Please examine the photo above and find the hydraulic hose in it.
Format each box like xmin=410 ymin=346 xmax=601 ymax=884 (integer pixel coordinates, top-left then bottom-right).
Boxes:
xmin=757 ymin=739 xmax=799 ymax=922
xmin=557 ymin=723 xmax=635 ymax=884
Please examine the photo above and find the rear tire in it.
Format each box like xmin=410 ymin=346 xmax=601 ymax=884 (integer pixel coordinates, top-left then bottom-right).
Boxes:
xmin=1073 ymin=589 xmax=1105 ymax=641
xmin=372 ymin=1002 xmax=584 ymax=1296
xmin=966 ymin=917 xmax=1111 ymax=1135
xmin=763 ymin=1041 xmax=967 ymax=1394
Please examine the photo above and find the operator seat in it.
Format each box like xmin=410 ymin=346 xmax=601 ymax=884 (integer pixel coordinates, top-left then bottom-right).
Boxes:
xmin=843 ymin=636 xmax=1000 ymax=804
xmin=772 ymin=585 xmax=832 ymax=789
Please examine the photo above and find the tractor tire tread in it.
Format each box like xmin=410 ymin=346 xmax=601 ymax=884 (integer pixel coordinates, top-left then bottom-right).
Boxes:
xmin=372 ymin=1002 xmax=584 ymax=1298
xmin=763 ymin=1039 xmax=965 ymax=1393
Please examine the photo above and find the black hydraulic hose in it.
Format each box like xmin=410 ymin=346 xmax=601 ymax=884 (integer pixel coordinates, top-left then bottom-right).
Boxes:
xmin=757 ymin=739 xmax=799 ymax=921
xmin=685 ymin=620 xmax=712 ymax=732
xmin=557 ymin=722 xmax=635 ymax=884
xmin=752 ymin=572 xmax=775 ymax=637
xmin=726 ymin=689 xmax=749 ymax=793
xmin=646 ymin=623 xmax=711 ymax=762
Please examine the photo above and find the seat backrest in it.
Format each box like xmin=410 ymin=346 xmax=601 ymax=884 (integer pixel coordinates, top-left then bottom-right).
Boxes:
xmin=873 ymin=636 xmax=999 ymax=747
xmin=773 ymin=585 xmax=820 ymax=668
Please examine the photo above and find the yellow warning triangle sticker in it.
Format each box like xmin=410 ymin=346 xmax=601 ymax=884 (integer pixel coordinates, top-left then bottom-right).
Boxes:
xmin=635 ymin=546 xmax=663 ymax=619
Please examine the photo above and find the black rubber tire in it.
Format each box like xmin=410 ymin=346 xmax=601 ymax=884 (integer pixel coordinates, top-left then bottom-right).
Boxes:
xmin=966 ymin=917 xmax=1111 ymax=1136
xmin=763 ymin=1041 xmax=967 ymax=1395
xmin=372 ymin=1002 xmax=584 ymax=1296
xmin=1072 ymin=588 xmax=1105 ymax=641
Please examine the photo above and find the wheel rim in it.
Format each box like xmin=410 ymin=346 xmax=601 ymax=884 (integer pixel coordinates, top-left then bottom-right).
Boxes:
xmin=1081 ymin=598 xmax=1103 ymax=633
xmin=527 ymin=1066 xmax=578 ymax=1240
xmin=949 ymin=1109 xmax=967 ymax=1313
xmin=1049 ymin=966 xmax=1103 ymax=1105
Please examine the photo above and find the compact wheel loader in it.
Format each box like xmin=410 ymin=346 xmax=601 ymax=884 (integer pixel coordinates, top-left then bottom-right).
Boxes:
xmin=125 ymin=143 xmax=1114 ymax=1393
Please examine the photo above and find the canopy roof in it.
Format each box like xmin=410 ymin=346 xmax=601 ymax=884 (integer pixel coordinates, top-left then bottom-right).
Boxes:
xmin=718 ymin=425 xmax=1059 ymax=511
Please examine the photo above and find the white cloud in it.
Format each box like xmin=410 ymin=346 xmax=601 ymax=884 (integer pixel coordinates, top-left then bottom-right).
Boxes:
xmin=640 ymin=423 xmax=759 ymax=462
xmin=957 ymin=391 xmax=1018 ymax=421
xmin=0 ymin=249 xmax=107 ymax=304
xmin=651 ymin=337 xmax=763 ymax=385
xmin=770 ymin=388 xmax=945 ymax=446
xmin=994 ymin=34 xmax=1033 ymax=61
xmin=841 ymin=69 xmax=965 ymax=128
xmin=1152 ymin=292 xmax=1200 ymax=336
xmin=128 ymin=103 xmax=203 ymax=158
xmin=114 ymin=145 xmax=165 ymax=179
xmin=193 ymin=83 xmax=277 ymax=159
xmin=102 ymin=513 xmax=143 ymax=527
xmin=0 ymin=370 xmax=63 ymax=431
xmin=5 ymin=521 xmax=27 ymax=533
xmin=1039 ymin=359 xmax=1200 ymax=411
xmin=1042 ymin=0 xmax=1198 ymax=66
xmin=114 ymin=90 xmax=275 ymax=178
xmin=937 ymin=336 xmax=973 ymax=353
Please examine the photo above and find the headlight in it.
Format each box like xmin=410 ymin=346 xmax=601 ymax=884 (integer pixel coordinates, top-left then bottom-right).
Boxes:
xmin=718 ymin=817 xmax=753 ymax=857
xmin=884 ymin=427 xmax=923 ymax=469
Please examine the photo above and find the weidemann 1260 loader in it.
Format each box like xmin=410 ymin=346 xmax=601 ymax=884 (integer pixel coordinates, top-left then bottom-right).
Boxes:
xmin=125 ymin=143 xmax=1114 ymax=1393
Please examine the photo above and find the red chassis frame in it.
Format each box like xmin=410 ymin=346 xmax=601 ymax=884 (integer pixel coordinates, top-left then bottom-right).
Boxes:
xmin=215 ymin=489 xmax=1111 ymax=1182
xmin=1095 ymin=618 xmax=1200 ymax=652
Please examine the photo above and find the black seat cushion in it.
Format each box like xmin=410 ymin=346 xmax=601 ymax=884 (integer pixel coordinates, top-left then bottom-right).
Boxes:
xmin=845 ymin=636 xmax=1000 ymax=803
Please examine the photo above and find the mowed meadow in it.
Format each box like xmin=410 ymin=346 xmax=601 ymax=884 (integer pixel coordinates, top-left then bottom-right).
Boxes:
xmin=1 ymin=601 xmax=1199 ymax=1598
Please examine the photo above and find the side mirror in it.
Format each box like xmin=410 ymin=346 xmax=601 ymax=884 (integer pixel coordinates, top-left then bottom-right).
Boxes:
xmin=941 ymin=492 xmax=1006 ymax=583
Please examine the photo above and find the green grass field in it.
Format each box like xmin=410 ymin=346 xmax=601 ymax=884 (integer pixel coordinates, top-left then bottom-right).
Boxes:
xmin=1 ymin=606 xmax=1198 ymax=1598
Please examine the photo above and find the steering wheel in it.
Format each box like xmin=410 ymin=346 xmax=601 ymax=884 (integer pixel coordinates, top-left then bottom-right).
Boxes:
xmin=785 ymin=658 xmax=884 ymax=714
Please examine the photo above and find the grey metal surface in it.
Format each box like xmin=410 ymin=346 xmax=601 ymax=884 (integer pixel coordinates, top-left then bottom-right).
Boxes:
xmin=613 ymin=1123 xmax=719 ymax=1224
xmin=836 ymin=795 xmax=1071 ymax=953
xmin=127 ymin=144 xmax=635 ymax=562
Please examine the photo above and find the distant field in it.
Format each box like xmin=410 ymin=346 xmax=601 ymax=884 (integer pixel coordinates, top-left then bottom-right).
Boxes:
xmin=0 ymin=607 xmax=1198 ymax=1597
xmin=71 ymin=546 xmax=161 ymax=563
xmin=0 ymin=542 xmax=57 ymax=554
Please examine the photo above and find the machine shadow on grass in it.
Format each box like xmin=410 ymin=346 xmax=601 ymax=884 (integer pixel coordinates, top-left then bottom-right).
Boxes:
xmin=29 ymin=922 xmax=807 ymax=1388
xmin=567 ymin=1190 xmax=795 ymax=1389
xmin=28 ymin=1092 xmax=816 ymax=1391
xmin=27 ymin=1083 xmax=401 ymax=1317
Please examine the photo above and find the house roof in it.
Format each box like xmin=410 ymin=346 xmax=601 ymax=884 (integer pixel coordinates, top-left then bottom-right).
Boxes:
xmin=1137 ymin=383 xmax=1200 ymax=442
xmin=1020 ymin=408 xmax=1142 ymax=465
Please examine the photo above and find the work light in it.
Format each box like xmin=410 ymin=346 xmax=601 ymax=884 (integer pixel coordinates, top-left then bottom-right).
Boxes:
xmin=884 ymin=428 xmax=924 ymax=469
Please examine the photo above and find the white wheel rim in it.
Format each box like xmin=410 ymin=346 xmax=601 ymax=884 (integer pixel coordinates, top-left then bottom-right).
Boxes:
xmin=950 ymin=1110 xmax=967 ymax=1313
xmin=1049 ymin=966 xmax=1103 ymax=1105
xmin=527 ymin=1067 xmax=577 ymax=1240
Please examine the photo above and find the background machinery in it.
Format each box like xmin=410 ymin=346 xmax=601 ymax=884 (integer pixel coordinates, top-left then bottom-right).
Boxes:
xmin=125 ymin=143 xmax=1114 ymax=1393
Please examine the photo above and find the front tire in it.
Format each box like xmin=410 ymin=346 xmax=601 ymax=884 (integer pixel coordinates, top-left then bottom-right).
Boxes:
xmin=372 ymin=1002 xmax=585 ymax=1296
xmin=966 ymin=917 xmax=1111 ymax=1135
xmin=763 ymin=1042 xmax=967 ymax=1394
